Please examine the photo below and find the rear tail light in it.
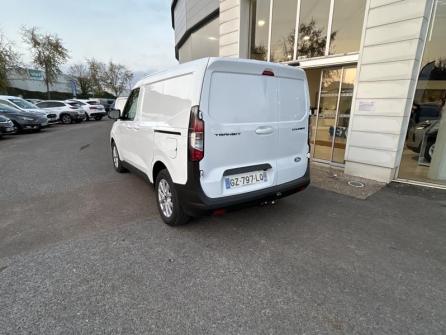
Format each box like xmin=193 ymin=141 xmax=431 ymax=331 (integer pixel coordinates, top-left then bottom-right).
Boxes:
xmin=90 ymin=106 xmax=99 ymax=110
xmin=188 ymin=105 xmax=204 ymax=161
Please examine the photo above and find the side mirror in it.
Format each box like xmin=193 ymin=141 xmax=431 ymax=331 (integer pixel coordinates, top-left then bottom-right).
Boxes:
xmin=108 ymin=109 xmax=120 ymax=120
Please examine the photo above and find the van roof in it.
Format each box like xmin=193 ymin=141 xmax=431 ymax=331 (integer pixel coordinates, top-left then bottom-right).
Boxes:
xmin=134 ymin=57 xmax=306 ymax=89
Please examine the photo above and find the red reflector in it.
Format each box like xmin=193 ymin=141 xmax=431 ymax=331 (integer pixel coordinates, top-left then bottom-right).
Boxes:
xmin=212 ymin=209 xmax=226 ymax=216
xmin=262 ymin=70 xmax=275 ymax=76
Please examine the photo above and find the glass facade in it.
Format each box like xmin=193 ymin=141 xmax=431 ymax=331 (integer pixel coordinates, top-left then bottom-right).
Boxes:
xmin=270 ymin=0 xmax=298 ymax=62
xmin=250 ymin=0 xmax=271 ymax=61
xmin=249 ymin=0 xmax=366 ymax=61
xmin=330 ymin=0 xmax=366 ymax=55
xmin=178 ymin=18 xmax=219 ymax=63
xmin=399 ymin=0 xmax=446 ymax=185
xmin=297 ymin=0 xmax=331 ymax=59
xmin=309 ymin=66 xmax=356 ymax=164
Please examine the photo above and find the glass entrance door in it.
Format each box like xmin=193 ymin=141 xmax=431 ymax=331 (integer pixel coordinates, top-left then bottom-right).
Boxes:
xmin=312 ymin=66 xmax=356 ymax=164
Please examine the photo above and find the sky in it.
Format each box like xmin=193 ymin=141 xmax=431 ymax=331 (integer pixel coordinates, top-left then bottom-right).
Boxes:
xmin=0 ymin=0 xmax=178 ymax=81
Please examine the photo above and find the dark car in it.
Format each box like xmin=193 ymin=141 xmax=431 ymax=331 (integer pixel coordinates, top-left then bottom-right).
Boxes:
xmin=0 ymin=103 xmax=47 ymax=132
xmin=0 ymin=115 xmax=16 ymax=137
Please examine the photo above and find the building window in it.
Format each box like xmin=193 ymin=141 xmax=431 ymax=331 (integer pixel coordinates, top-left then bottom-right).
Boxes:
xmin=399 ymin=0 xmax=446 ymax=186
xmin=269 ymin=0 xmax=298 ymax=62
xmin=330 ymin=0 xmax=366 ymax=55
xmin=249 ymin=0 xmax=366 ymax=62
xmin=178 ymin=18 xmax=219 ymax=63
xmin=250 ymin=0 xmax=271 ymax=61
xmin=297 ymin=0 xmax=331 ymax=59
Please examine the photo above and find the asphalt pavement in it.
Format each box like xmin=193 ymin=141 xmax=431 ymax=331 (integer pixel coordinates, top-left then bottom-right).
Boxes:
xmin=0 ymin=120 xmax=446 ymax=334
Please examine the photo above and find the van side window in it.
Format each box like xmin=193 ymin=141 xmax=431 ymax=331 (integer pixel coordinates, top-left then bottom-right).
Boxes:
xmin=122 ymin=88 xmax=140 ymax=121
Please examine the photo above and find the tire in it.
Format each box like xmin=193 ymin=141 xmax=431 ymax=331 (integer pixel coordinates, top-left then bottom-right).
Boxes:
xmin=12 ymin=121 xmax=22 ymax=133
xmin=111 ymin=142 xmax=127 ymax=173
xmin=60 ymin=114 xmax=72 ymax=124
xmin=424 ymin=139 xmax=435 ymax=162
xmin=155 ymin=169 xmax=190 ymax=226
xmin=94 ymin=116 xmax=103 ymax=121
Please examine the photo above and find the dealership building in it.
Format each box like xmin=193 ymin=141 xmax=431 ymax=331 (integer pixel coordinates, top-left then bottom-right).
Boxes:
xmin=171 ymin=0 xmax=446 ymax=188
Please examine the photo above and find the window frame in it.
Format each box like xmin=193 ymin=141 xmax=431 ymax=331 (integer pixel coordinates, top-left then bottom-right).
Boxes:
xmin=121 ymin=88 xmax=140 ymax=121
xmin=251 ymin=0 xmax=364 ymax=62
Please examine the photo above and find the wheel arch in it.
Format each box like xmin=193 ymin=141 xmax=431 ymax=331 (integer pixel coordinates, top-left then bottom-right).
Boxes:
xmin=152 ymin=161 xmax=168 ymax=184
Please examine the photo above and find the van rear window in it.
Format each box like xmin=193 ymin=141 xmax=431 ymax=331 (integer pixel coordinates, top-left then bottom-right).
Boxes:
xmin=208 ymin=72 xmax=276 ymax=123
xmin=278 ymin=78 xmax=307 ymax=121
xmin=208 ymin=72 xmax=306 ymax=123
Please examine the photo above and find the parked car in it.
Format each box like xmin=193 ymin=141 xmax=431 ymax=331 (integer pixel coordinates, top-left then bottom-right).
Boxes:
xmin=91 ymin=98 xmax=115 ymax=112
xmin=111 ymin=97 xmax=128 ymax=113
xmin=0 ymin=103 xmax=48 ymax=132
xmin=406 ymin=119 xmax=439 ymax=162
xmin=26 ymin=98 xmax=43 ymax=105
xmin=35 ymin=100 xmax=85 ymax=124
xmin=0 ymin=95 xmax=52 ymax=123
xmin=0 ymin=115 xmax=16 ymax=137
xmin=108 ymin=58 xmax=310 ymax=226
xmin=66 ymin=99 xmax=106 ymax=121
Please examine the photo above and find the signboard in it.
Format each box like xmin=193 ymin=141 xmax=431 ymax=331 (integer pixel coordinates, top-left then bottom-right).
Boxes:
xmin=71 ymin=80 xmax=77 ymax=97
xmin=28 ymin=69 xmax=44 ymax=80
xmin=358 ymin=101 xmax=375 ymax=112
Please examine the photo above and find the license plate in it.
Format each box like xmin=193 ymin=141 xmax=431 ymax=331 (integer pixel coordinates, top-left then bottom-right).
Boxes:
xmin=225 ymin=170 xmax=267 ymax=189
xmin=6 ymin=127 xmax=13 ymax=132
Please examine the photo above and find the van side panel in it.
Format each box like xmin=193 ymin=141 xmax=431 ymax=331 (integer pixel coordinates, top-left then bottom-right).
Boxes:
xmin=139 ymin=73 xmax=196 ymax=184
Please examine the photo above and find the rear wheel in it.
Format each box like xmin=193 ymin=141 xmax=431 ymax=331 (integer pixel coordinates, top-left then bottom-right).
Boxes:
xmin=12 ymin=121 xmax=22 ymax=133
xmin=155 ymin=169 xmax=190 ymax=226
xmin=94 ymin=116 xmax=103 ymax=121
xmin=111 ymin=142 xmax=126 ymax=173
xmin=424 ymin=139 xmax=435 ymax=162
xmin=60 ymin=114 xmax=72 ymax=124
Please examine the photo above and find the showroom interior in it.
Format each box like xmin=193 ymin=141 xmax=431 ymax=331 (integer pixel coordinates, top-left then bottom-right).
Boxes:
xmin=172 ymin=0 xmax=446 ymax=188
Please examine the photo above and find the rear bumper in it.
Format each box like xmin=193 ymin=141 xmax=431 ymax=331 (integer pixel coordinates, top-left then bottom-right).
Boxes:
xmin=176 ymin=162 xmax=310 ymax=217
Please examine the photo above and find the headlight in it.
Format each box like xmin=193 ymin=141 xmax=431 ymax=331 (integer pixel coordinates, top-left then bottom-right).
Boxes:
xmin=20 ymin=117 xmax=35 ymax=121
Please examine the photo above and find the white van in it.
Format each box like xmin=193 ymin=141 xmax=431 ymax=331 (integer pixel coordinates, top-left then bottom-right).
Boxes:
xmin=109 ymin=58 xmax=310 ymax=225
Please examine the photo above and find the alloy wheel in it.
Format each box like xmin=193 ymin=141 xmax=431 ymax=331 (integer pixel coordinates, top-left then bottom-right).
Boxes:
xmin=158 ymin=179 xmax=173 ymax=218
xmin=112 ymin=146 xmax=119 ymax=168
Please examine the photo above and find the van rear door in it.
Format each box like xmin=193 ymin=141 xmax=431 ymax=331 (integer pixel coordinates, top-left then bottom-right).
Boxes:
xmin=275 ymin=66 xmax=309 ymax=184
xmin=199 ymin=61 xmax=279 ymax=198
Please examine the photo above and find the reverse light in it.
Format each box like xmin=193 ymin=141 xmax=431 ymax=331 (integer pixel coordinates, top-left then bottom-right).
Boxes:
xmin=188 ymin=105 xmax=204 ymax=161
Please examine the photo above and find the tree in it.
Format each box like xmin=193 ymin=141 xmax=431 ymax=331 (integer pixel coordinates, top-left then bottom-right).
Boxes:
xmin=102 ymin=61 xmax=133 ymax=98
xmin=68 ymin=63 xmax=92 ymax=98
xmin=22 ymin=27 xmax=69 ymax=99
xmin=295 ymin=20 xmax=337 ymax=58
xmin=0 ymin=32 xmax=21 ymax=93
xmin=86 ymin=58 xmax=106 ymax=96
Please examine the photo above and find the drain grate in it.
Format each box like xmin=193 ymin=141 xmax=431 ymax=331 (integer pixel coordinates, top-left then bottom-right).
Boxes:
xmin=348 ymin=180 xmax=365 ymax=188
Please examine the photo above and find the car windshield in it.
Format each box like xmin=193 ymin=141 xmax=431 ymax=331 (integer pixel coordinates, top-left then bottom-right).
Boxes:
xmin=0 ymin=102 xmax=20 ymax=113
xmin=9 ymin=98 xmax=37 ymax=109
xmin=67 ymin=102 xmax=81 ymax=107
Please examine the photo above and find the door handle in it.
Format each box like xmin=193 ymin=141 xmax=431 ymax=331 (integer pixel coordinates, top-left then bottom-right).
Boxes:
xmin=255 ymin=126 xmax=274 ymax=135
